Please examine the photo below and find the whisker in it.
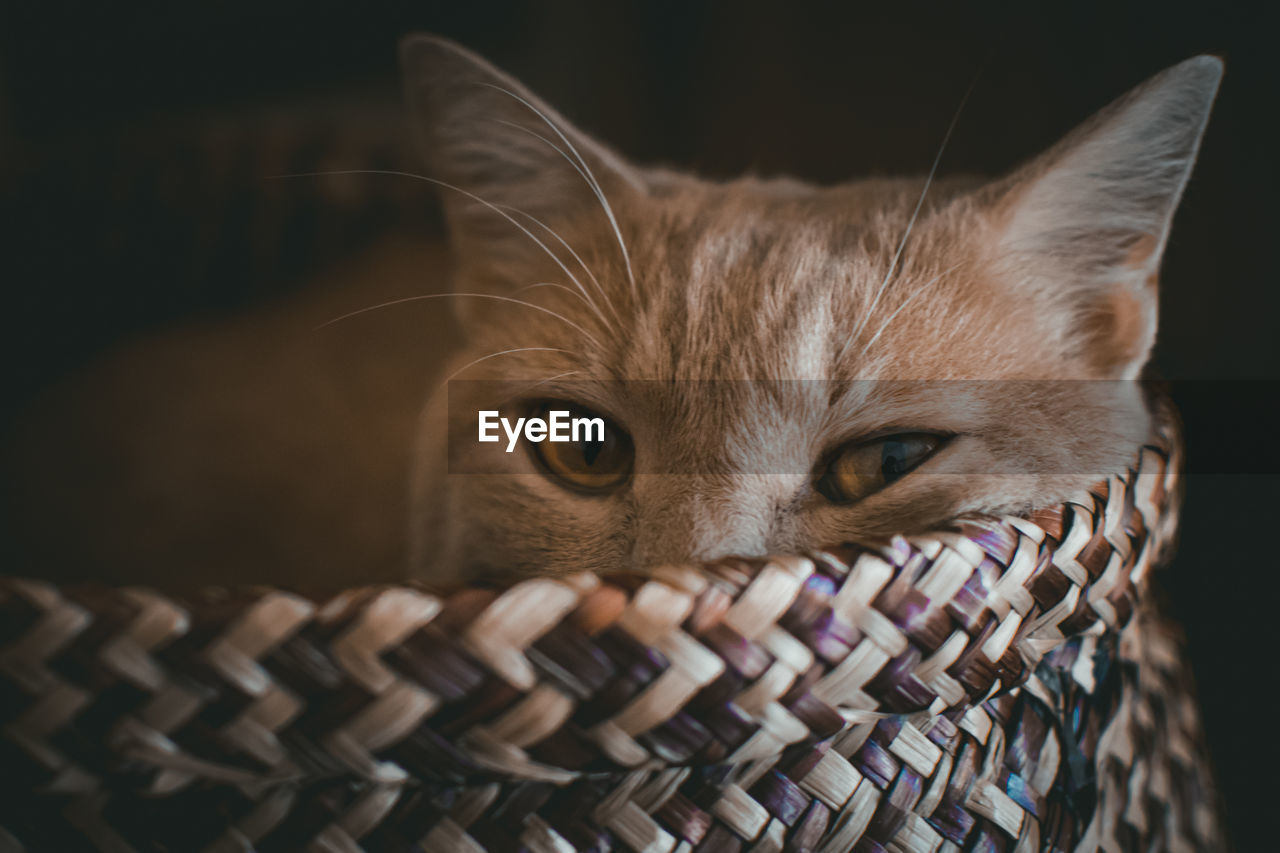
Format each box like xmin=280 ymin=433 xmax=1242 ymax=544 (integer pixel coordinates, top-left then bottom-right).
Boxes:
xmin=511 ymin=281 xmax=615 ymax=326
xmin=272 ymin=168 xmax=608 ymax=337
xmin=313 ymin=291 xmax=603 ymax=350
xmin=513 ymin=281 xmax=586 ymax=301
xmin=479 ymin=84 xmax=637 ymax=297
xmin=493 ymin=120 xmax=600 ymax=209
xmin=480 ymin=195 xmax=610 ymax=331
xmin=840 ymin=74 xmax=980 ymax=363
xmin=496 ymin=370 xmax=583 ymax=406
xmin=442 ymin=347 xmax=576 ymax=386
xmin=498 ymin=202 xmax=620 ymax=328
xmin=854 ymin=262 xmax=963 ymax=361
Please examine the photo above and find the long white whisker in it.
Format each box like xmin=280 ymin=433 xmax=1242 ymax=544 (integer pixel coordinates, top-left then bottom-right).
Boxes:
xmin=855 ymin=263 xmax=963 ymax=360
xmin=498 ymin=202 xmax=620 ymax=328
xmin=479 ymin=84 xmax=637 ymax=296
xmin=511 ymin=281 xmax=614 ymax=324
xmin=273 ymin=169 xmax=607 ymax=336
xmin=496 ymin=370 xmax=583 ymax=405
xmin=442 ymin=347 xmax=575 ymax=386
xmin=513 ymin=281 xmax=586 ymax=301
xmin=484 ymin=197 xmax=610 ymax=330
xmin=313 ymin=291 xmax=603 ymax=350
xmin=493 ymin=120 xmax=601 ymax=208
xmin=842 ymin=76 xmax=979 ymax=361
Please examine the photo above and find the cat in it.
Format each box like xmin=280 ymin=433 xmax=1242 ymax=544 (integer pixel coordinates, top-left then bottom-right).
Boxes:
xmin=402 ymin=36 xmax=1220 ymax=583
xmin=3 ymin=37 xmax=1219 ymax=595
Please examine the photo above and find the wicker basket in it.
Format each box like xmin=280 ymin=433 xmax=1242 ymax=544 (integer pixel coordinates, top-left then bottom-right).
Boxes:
xmin=0 ymin=397 xmax=1221 ymax=852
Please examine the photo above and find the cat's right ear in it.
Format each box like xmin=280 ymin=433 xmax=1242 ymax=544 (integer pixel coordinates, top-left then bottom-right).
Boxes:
xmin=400 ymin=35 xmax=643 ymax=283
xmin=985 ymin=55 xmax=1221 ymax=379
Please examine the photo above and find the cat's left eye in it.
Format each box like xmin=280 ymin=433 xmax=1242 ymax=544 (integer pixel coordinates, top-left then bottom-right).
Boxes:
xmin=528 ymin=401 xmax=633 ymax=493
xmin=816 ymin=433 xmax=943 ymax=504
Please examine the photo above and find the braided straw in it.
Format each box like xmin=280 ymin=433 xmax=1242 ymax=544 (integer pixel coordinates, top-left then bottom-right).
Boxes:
xmin=0 ymin=400 xmax=1221 ymax=852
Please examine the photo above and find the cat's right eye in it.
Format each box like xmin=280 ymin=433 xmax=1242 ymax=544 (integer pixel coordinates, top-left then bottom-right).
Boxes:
xmin=528 ymin=401 xmax=634 ymax=494
xmin=816 ymin=433 xmax=943 ymax=504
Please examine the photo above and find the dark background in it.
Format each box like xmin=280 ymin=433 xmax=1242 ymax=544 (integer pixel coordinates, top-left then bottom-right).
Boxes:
xmin=2 ymin=1 xmax=1276 ymax=847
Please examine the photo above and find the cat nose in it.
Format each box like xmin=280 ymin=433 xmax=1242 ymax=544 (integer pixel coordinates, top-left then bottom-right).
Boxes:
xmin=629 ymin=476 xmax=781 ymax=568
xmin=632 ymin=522 xmax=768 ymax=568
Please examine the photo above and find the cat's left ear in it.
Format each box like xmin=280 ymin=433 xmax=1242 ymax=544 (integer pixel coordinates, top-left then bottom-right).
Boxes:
xmin=399 ymin=35 xmax=644 ymax=286
xmin=989 ymin=56 xmax=1222 ymax=378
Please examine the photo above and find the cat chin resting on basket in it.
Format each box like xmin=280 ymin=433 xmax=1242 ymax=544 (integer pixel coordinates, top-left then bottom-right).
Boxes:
xmin=403 ymin=35 xmax=1220 ymax=583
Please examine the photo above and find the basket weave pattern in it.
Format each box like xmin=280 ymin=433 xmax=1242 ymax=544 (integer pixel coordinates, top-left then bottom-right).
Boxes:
xmin=0 ymin=414 xmax=1220 ymax=851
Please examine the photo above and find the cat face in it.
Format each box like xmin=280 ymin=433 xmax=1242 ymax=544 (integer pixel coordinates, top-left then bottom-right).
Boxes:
xmin=402 ymin=36 xmax=1219 ymax=580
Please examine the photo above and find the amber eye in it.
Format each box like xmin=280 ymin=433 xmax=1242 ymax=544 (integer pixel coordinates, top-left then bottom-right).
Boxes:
xmin=529 ymin=401 xmax=633 ymax=493
xmin=816 ymin=433 xmax=943 ymax=504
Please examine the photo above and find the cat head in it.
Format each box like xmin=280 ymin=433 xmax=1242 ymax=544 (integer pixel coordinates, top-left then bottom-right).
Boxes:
xmin=401 ymin=35 xmax=1220 ymax=580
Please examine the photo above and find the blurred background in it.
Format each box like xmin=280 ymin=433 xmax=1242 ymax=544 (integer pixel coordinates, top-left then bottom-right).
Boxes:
xmin=1 ymin=1 xmax=1276 ymax=846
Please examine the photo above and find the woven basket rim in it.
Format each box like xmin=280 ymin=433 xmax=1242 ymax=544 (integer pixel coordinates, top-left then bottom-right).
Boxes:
xmin=1 ymin=395 xmax=1204 ymax=852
